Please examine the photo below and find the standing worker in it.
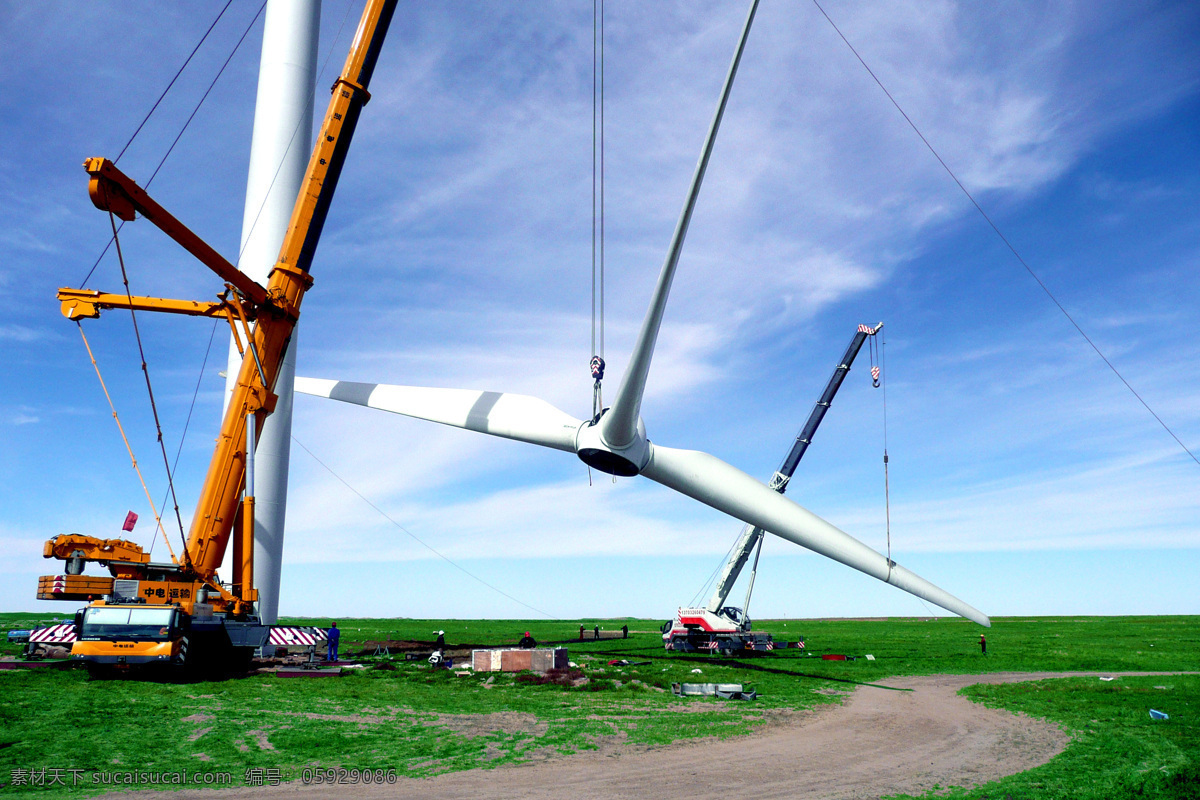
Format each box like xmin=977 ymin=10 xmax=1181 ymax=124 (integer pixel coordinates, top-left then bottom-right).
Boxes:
xmin=622 ymin=624 xmax=628 ymax=639
xmin=980 ymin=633 xmax=987 ymax=656
xmin=436 ymin=630 xmax=445 ymax=648
xmin=327 ymin=622 xmax=341 ymax=662
xmin=579 ymin=625 xmax=585 ymax=641
xmin=593 ymin=625 xmax=600 ymax=640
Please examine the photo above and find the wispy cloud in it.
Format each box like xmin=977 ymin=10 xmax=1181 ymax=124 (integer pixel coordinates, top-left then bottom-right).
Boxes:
xmin=0 ymin=325 xmax=45 ymax=342
xmin=0 ymin=536 xmax=48 ymax=574
xmin=828 ymin=446 xmax=1200 ymax=554
xmin=282 ymin=472 xmax=738 ymax=565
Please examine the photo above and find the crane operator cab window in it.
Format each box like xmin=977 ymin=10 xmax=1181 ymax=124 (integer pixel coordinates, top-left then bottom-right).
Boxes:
xmin=720 ymin=607 xmax=744 ymax=625
xmin=720 ymin=606 xmax=752 ymax=631
xmin=78 ymin=606 xmax=181 ymax=641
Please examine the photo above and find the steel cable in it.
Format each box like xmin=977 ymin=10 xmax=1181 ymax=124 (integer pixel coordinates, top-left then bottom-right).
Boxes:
xmin=811 ymin=0 xmax=1198 ymax=470
xmin=292 ymin=436 xmax=558 ymax=620
xmin=107 ymin=209 xmax=191 ymax=561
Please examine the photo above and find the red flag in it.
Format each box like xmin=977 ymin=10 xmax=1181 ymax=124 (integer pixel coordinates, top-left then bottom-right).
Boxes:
xmin=122 ymin=511 xmax=138 ymax=532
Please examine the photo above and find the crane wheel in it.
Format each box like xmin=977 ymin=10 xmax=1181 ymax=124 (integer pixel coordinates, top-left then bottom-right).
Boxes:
xmin=85 ymin=663 xmax=113 ymax=680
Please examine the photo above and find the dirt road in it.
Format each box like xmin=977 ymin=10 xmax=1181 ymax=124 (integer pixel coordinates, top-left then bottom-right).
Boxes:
xmin=115 ymin=672 xmax=1142 ymax=800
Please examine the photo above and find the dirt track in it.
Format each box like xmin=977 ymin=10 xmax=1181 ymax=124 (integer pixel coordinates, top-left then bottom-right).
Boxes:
xmin=116 ymin=672 xmax=1156 ymax=800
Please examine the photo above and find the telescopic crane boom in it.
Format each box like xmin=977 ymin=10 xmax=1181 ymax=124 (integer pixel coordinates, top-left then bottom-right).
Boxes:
xmin=37 ymin=0 xmax=398 ymax=673
xmin=707 ymin=322 xmax=882 ymax=616
xmin=664 ymin=323 xmax=882 ymax=653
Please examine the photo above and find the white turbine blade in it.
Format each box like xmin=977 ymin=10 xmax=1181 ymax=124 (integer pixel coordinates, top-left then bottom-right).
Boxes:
xmin=294 ymin=378 xmax=582 ymax=453
xmin=642 ymin=443 xmax=991 ymax=627
xmin=602 ymin=0 xmax=761 ymax=449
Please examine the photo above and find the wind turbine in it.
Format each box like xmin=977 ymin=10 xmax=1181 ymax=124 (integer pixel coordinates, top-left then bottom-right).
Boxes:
xmin=295 ymin=0 xmax=990 ymax=627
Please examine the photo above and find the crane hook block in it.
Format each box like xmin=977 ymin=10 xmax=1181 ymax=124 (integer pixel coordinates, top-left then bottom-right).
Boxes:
xmin=590 ymin=355 xmax=605 ymax=381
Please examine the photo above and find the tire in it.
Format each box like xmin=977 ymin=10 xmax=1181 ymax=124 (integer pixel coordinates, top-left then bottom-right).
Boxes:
xmin=85 ymin=663 xmax=112 ymax=679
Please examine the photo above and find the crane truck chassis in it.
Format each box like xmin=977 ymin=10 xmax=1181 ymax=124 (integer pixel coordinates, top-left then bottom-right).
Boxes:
xmin=662 ymin=607 xmax=780 ymax=654
xmin=40 ymin=547 xmax=274 ymax=674
xmin=70 ymin=601 xmax=268 ymax=676
xmin=663 ymin=323 xmax=881 ymax=654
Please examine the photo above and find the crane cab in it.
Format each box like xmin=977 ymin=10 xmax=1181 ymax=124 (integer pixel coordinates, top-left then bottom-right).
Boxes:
xmin=71 ymin=604 xmax=188 ymax=674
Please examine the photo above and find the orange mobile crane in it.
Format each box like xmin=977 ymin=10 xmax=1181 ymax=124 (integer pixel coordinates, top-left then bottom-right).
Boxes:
xmin=37 ymin=0 xmax=397 ymax=674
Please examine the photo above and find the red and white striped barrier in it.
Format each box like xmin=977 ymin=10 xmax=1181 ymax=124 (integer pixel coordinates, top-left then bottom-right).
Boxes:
xmin=268 ymin=627 xmax=327 ymax=646
xmin=29 ymin=624 xmax=76 ymax=644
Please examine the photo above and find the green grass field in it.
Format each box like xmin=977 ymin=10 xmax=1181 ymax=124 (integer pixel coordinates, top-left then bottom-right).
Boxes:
xmin=0 ymin=613 xmax=1196 ymax=799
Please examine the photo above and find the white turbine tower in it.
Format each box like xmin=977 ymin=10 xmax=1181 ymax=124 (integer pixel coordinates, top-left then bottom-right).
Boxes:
xmin=295 ymin=0 xmax=990 ymax=627
xmin=223 ymin=0 xmax=320 ymax=625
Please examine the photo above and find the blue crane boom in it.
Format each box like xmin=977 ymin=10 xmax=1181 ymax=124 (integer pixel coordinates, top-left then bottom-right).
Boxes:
xmin=704 ymin=322 xmax=883 ymax=619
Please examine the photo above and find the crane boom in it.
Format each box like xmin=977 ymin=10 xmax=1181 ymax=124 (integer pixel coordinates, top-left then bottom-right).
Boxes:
xmin=37 ymin=0 xmax=398 ymax=673
xmin=704 ymin=322 xmax=882 ymax=615
xmin=184 ymin=0 xmax=398 ymax=583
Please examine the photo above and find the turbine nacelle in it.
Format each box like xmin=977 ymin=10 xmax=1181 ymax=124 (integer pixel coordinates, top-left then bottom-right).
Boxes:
xmin=576 ymin=410 xmax=650 ymax=477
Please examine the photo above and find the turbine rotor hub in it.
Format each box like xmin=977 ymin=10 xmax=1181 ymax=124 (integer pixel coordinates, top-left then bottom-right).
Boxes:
xmin=575 ymin=411 xmax=650 ymax=476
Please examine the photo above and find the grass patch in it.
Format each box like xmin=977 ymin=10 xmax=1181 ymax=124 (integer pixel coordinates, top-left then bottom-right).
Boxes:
xmin=0 ymin=614 xmax=1196 ymax=799
xmin=887 ymin=674 xmax=1200 ymax=800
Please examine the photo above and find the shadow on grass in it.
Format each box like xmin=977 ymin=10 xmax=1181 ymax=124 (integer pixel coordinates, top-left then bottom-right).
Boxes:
xmin=344 ymin=637 xmax=911 ymax=691
xmin=587 ymin=648 xmax=913 ymax=691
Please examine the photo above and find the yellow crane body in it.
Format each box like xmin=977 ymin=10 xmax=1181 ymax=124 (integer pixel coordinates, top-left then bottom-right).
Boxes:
xmin=36 ymin=0 xmax=398 ymax=673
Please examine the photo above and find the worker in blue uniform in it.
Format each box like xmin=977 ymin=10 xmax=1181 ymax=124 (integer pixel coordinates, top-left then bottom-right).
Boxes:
xmin=327 ymin=622 xmax=341 ymax=662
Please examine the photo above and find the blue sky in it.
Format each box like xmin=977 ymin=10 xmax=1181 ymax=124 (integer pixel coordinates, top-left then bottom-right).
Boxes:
xmin=2 ymin=1 xmax=1197 ymax=622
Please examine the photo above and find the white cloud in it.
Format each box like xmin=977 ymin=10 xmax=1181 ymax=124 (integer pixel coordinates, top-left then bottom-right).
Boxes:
xmin=829 ymin=446 xmax=1200 ymax=555
xmin=3 ymin=404 xmax=41 ymax=425
xmin=0 ymin=536 xmax=46 ymax=574
xmin=283 ymin=475 xmax=737 ymax=566
xmin=0 ymin=325 xmax=44 ymax=342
